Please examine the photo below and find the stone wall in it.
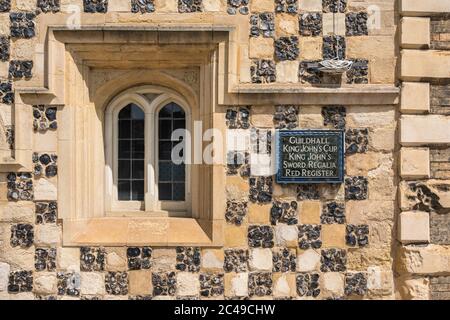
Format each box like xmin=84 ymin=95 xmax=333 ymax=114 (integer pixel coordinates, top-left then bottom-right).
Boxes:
xmin=398 ymin=0 xmax=450 ymax=300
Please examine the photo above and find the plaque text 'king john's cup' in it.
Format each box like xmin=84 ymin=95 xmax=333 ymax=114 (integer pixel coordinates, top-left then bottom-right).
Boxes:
xmin=276 ymin=130 xmax=344 ymax=184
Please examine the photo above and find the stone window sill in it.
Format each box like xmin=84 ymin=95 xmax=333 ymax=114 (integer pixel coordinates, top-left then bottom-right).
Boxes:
xmin=63 ymin=217 xmax=223 ymax=247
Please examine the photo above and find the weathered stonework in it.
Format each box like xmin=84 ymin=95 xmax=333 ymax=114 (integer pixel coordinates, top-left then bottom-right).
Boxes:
xmin=0 ymin=0 xmax=425 ymax=301
xmin=127 ymin=247 xmax=152 ymax=270
xmin=275 ymin=0 xmax=297 ymax=14
xmin=35 ymin=248 xmax=57 ymax=271
xmin=248 ymin=225 xmax=274 ymax=248
xmin=0 ymin=36 xmax=9 ymax=62
xmin=250 ymin=13 xmax=275 ymax=38
xmin=227 ymin=0 xmax=248 ymax=15
xmin=0 ymin=81 xmax=13 ymax=104
xmin=270 ymin=200 xmax=298 ymax=225
xmin=430 ymin=17 xmax=450 ymax=50
xmin=32 ymin=153 xmax=57 ymax=178
xmin=298 ymin=224 xmax=322 ymax=249
xmin=275 ymin=36 xmax=299 ymax=61
xmin=345 ymin=128 xmax=369 ymax=155
xmin=345 ymin=12 xmax=368 ymax=36
xmin=430 ymin=276 xmax=450 ymax=300
xmin=226 ymin=107 xmax=250 ymax=129
xmin=322 ymin=106 xmax=346 ymax=130
xmin=37 ymin=0 xmax=60 ymax=13
xmin=251 ymin=59 xmax=276 ymax=83
xmin=80 ymin=247 xmax=106 ymax=272
xmin=8 ymin=60 xmax=33 ymax=79
xmin=10 ymin=223 xmax=33 ymax=248
xmin=345 ymin=176 xmax=368 ymax=201
xmin=0 ymin=0 xmax=11 ymax=12
xmin=175 ymin=247 xmax=201 ymax=272
xmin=273 ymin=105 xmax=299 ymax=129
xmin=131 ymin=0 xmax=155 ymax=13
xmin=299 ymin=13 xmax=322 ymax=37
xmin=8 ymin=271 xmax=33 ymax=293
xmin=10 ymin=12 xmax=35 ymax=39
xmin=35 ymin=201 xmax=57 ymax=224
xmin=430 ymin=85 xmax=450 ymax=115
xmin=296 ymin=272 xmax=320 ymax=297
xmin=33 ymin=105 xmax=58 ymax=132
xmin=83 ymin=0 xmax=108 ymax=13
xmin=57 ymin=271 xmax=80 ymax=296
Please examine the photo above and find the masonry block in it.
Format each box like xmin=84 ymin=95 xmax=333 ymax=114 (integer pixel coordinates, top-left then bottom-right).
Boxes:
xmin=399 ymin=211 xmax=430 ymax=244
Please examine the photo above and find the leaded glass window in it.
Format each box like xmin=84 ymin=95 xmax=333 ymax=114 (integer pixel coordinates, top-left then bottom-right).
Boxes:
xmin=158 ymin=103 xmax=186 ymax=201
xmin=117 ymin=103 xmax=145 ymax=201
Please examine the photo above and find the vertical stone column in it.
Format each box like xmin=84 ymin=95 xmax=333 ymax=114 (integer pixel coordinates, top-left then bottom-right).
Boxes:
xmin=397 ymin=0 xmax=450 ymax=300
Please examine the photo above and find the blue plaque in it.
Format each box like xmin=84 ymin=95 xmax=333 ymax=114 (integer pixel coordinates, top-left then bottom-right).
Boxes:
xmin=276 ymin=130 xmax=344 ymax=184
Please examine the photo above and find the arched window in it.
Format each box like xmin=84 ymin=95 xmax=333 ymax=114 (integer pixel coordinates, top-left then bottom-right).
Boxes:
xmin=158 ymin=103 xmax=186 ymax=201
xmin=117 ymin=104 xmax=145 ymax=201
xmin=105 ymin=87 xmax=191 ymax=216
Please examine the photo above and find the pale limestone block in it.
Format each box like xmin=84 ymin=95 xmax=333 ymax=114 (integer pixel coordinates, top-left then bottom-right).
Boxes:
xmin=224 ymin=225 xmax=248 ymax=247
xmin=401 ymin=82 xmax=430 ymax=114
xmin=249 ymin=153 xmax=273 ymax=176
xmin=33 ymin=273 xmax=57 ymax=295
xmin=401 ymin=50 xmax=450 ymax=81
xmin=296 ymin=249 xmax=320 ymax=272
xmin=321 ymin=272 xmax=344 ymax=298
xmin=60 ymin=0 xmax=84 ymax=13
xmin=400 ymin=115 xmax=450 ymax=146
xmin=129 ymin=270 xmax=152 ymax=296
xmin=323 ymin=13 xmax=346 ymax=36
xmin=401 ymin=17 xmax=430 ymax=49
xmin=35 ymin=224 xmax=61 ymax=246
xmin=367 ymin=267 xmax=394 ymax=296
xmin=57 ymin=247 xmax=80 ymax=272
xmin=250 ymin=0 xmax=275 ymax=12
xmin=276 ymin=61 xmax=299 ymax=83
xmin=108 ymin=0 xmax=132 ymax=11
xmin=398 ymin=211 xmax=430 ymax=244
xmin=299 ymin=37 xmax=322 ymax=60
xmin=346 ymin=200 xmax=394 ymax=225
xmin=0 ymin=203 xmax=34 ymax=223
xmin=152 ymin=249 xmax=176 ymax=272
xmin=250 ymin=105 xmax=275 ymax=128
xmin=397 ymin=244 xmax=450 ymax=275
xmin=273 ymin=273 xmax=296 ymax=297
xmin=0 ymin=247 xmax=34 ymax=270
xmin=370 ymin=57 xmax=396 ymax=84
xmin=0 ymin=262 xmax=10 ymax=292
xmin=106 ymin=248 xmax=127 ymax=271
xmin=226 ymin=129 xmax=250 ymax=152
xmin=396 ymin=276 xmax=430 ymax=300
xmin=274 ymin=225 xmax=298 ymax=248
xmin=347 ymin=36 xmax=396 ymax=60
xmin=400 ymin=0 xmax=450 ymax=16
xmin=239 ymin=45 xmax=252 ymax=83
xmin=225 ymin=273 xmax=248 ymax=297
xmin=203 ymin=0 xmax=226 ymax=11
xmin=33 ymin=130 xmax=58 ymax=153
xmin=13 ymin=0 xmax=37 ymax=11
xmin=0 ymin=14 xmax=10 ymax=35
xmin=201 ymin=249 xmax=224 ymax=271
xmin=399 ymin=180 xmax=450 ymax=212
xmin=34 ymin=179 xmax=57 ymax=201
xmin=81 ymin=272 xmax=105 ymax=295
xmin=249 ymin=248 xmax=273 ymax=271
xmin=0 ymin=61 xmax=8 ymax=79
xmin=10 ymin=39 xmax=36 ymax=60
xmin=249 ymin=37 xmax=274 ymax=60
xmin=154 ymin=0 xmax=178 ymax=12
xmin=400 ymin=148 xmax=430 ymax=179
xmin=299 ymin=0 xmax=322 ymax=11
xmin=176 ymin=272 xmax=200 ymax=296
xmin=275 ymin=14 xmax=298 ymax=36
xmin=370 ymin=128 xmax=395 ymax=152
xmin=321 ymin=224 xmax=346 ymax=248
xmin=346 ymin=106 xmax=395 ymax=128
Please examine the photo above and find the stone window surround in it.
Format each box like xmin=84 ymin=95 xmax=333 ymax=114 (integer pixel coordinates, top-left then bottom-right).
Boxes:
xmin=0 ymin=14 xmax=399 ymax=248
xmin=105 ymin=86 xmax=192 ymax=216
